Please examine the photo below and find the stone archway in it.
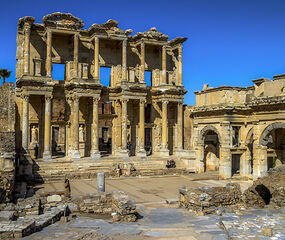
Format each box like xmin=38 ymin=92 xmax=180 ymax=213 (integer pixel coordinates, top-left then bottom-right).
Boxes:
xmin=258 ymin=122 xmax=285 ymax=173
xmin=198 ymin=125 xmax=221 ymax=172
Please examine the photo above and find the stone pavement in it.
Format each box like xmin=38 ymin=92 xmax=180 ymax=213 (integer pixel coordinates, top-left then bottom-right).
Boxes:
xmin=36 ymin=173 xmax=252 ymax=204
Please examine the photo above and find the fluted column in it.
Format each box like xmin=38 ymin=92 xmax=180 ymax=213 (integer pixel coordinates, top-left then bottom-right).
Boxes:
xmin=176 ymin=102 xmax=183 ymax=150
xmin=161 ymin=45 xmax=167 ymax=85
xmin=91 ymin=97 xmax=100 ymax=159
xmin=140 ymin=41 xmax=145 ymax=83
xmin=46 ymin=30 xmax=52 ymax=77
xmin=73 ymin=34 xmax=79 ymax=78
xmin=22 ymin=95 xmax=29 ymax=152
xmin=72 ymin=96 xmax=81 ymax=159
xmin=161 ymin=100 xmax=168 ymax=150
xmin=121 ymin=99 xmax=128 ymax=151
xmin=94 ymin=37 xmax=100 ymax=82
xmin=122 ymin=39 xmax=127 ymax=81
xmin=43 ymin=95 xmax=52 ymax=159
xmin=137 ymin=99 xmax=146 ymax=158
xmin=178 ymin=44 xmax=183 ymax=85
xmin=23 ymin=23 xmax=31 ymax=75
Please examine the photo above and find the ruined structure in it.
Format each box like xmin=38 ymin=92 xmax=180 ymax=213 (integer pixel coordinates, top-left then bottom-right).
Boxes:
xmin=15 ymin=12 xmax=187 ymax=170
xmin=191 ymin=75 xmax=285 ymax=180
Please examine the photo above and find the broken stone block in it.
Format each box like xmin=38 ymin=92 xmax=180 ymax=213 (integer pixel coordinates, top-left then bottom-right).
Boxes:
xmin=0 ymin=210 xmax=16 ymax=221
xmin=261 ymin=227 xmax=273 ymax=237
xmin=47 ymin=195 xmax=62 ymax=203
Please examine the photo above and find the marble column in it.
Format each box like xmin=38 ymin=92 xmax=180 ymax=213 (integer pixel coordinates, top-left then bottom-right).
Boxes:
xmin=122 ymin=39 xmax=127 ymax=82
xmin=161 ymin=45 xmax=167 ymax=85
xmin=23 ymin=23 xmax=31 ymax=75
xmin=91 ymin=97 xmax=100 ymax=159
xmin=73 ymin=34 xmax=79 ymax=78
xmin=176 ymin=102 xmax=183 ymax=150
xmin=46 ymin=30 xmax=52 ymax=77
xmin=140 ymin=41 xmax=145 ymax=83
xmin=160 ymin=100 xmax=169 ymax=156
xmin=94 ymin=37 xmax=100 ymax=82
xmin=22 ymin=95 xmax=29 ymax=152
xmin=219 ymin=146 xmax=232 ymax=179
xmin=72 ymin=96 xmax=81 ymax=159
xmin=137 ymin=99 xmax=146 ymax=158
xmin=121 ymin=99 xmax=129 ymax=157
xmin=43 ymin=95 xmax=52 ymax=159
xmin=178 ymin=44 xmax=183 ymax=85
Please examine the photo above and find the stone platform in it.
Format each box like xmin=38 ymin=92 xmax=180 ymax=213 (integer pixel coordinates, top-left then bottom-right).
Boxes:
xmin=32 ymin=155 xmax=193 ymax=183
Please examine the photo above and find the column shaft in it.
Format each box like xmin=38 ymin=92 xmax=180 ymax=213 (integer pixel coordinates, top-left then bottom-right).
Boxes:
xmin=161 ymin=46 xmax=167 ymax=84
xmin=23 ymin=23 xmax=31 ymax=74
xmin=178 ymin=44 xmax=183 ymax=85
xmin=73 ymin=34 xmax=79 ymax=78
xmin=161 ymin=101 xmax=168 ymax=149
xmin=176 ymin=102 xmax=183 ymax=149
xmin=140 ymin=42 xmax=145 ymax=83
xmin=46 ymin=30 xmax=52 ymax=77
xmin=94 ymin=37 xmax=100 ymax=81
xmin=72 ymin=96 xmax=80 ymax=158
xmin=122 ymin=39 xmax=127 ymax=81
xmin=43 ymin=96 xmax=52 ymax=159
xmin=22 ymin=95 xmax=29 ymax=151
xmin=139 ymin=100 xmax=145 ymax=150
xmin=91 ymin=97 xmax=100 ymax=159
xmin=121 ymin=99 xmax=128 ymax=150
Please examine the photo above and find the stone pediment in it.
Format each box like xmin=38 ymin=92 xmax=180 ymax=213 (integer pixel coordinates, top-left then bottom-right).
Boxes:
xmin=42 ymin=12 xmax=84 ymax=30
xmin=133 ymin=27 xmax=168 ymax=42
xmin=89 ymin=19 xmax=132 ymax=36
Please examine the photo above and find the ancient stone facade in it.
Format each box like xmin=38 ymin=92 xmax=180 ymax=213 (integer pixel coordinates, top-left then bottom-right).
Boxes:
xmin=15 ymin=12 xmax=187 ymax=166
xmin=0 ymin=82 xmax=16 ymax=203
xmin=191 ymin=75 xmax=285 ymax=180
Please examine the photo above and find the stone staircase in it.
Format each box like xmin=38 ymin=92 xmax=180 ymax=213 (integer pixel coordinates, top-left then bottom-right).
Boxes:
xmin=32 ymin=156 xmax=190 ymax=182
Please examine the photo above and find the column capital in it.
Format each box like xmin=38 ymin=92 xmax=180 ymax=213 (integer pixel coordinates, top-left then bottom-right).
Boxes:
xmin=23 ymin=23 xmax=31 ymax=34
xmin=92 ymin=97 xmax=100 ymax=104
xmin=140 ymin=99 xmax=146 ymax=105
xmin=73 ymin=95 xmax=80 ymax=102
xmin=162 ymin=100 xmax=169 ymax=105
xmin=121 ymin=98 xmax=129 ymax=104
xmin=94 ymin=36 xmax=99 ymax=42
xmin=45 ymin=95 xmax=53 ymax=103
xmin=21 ymin=94 xmax=29 ymax=101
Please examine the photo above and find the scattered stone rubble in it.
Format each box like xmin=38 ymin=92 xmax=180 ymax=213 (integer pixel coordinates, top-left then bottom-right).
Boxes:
xmin=0 ymin=190 xmax=137 ymax=238
xmin=243 ymin=165 xmax=285 ymax=208
xmin=180 ymin=165 xmax=285 ymax=215
xmin=179 ymin=183 xmax=242 ymax=215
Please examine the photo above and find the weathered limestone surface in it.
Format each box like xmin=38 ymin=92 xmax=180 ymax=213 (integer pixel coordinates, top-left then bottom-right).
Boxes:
xmin=0 ymin=82 xmax=15 ymax=203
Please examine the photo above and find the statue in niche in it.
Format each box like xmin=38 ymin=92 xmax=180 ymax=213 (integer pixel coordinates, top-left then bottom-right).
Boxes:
xmin=79 ymin=125 xmax=84 ymax=142
xmin=31 ymin=125 xmax=38 ymax=143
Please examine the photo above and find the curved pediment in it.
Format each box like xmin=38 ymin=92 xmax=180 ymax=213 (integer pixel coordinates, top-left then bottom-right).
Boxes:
xmin=133 ymin=27 xmax=168 ymax=42
xmin=42 ymin=12 xmax=84 ymax=30
xmin=89 ymin=19 xmax=132 ymax=36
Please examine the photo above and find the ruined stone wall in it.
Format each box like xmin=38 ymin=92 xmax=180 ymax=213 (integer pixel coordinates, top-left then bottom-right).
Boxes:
xmin=0 ymin=83 xmax=16 ymax=203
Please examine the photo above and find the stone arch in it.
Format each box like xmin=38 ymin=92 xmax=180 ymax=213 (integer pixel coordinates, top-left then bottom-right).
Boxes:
xmin=245 ymin=127 xmax=254 ymax=145
xmin=198 ymin=125 xmax=222 ymax=145
xmin=259 ymin=122 xmax=285 ymax=146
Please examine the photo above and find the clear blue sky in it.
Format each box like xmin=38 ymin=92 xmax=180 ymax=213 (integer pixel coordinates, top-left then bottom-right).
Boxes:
xmin=1 ymin=0 xmax=285 ymax=105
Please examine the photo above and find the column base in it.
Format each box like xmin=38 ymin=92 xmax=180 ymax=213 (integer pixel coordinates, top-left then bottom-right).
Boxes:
xmin=91 ymin=150 xmax=101 ymax=160
xmin=136 ymin=149 xmax=147 ymax=159
xmin=157 ymin=148 xmax=169 ymax=157
xmin=71 ymin=150 xmax=81 ymax=159
xmin=118 ymin=149 xmax=129 ymax=158
xmin=173 ymin=148 xmax=187 ymax=157
xmin=43 ymin=151 xmax=52 ymax=160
